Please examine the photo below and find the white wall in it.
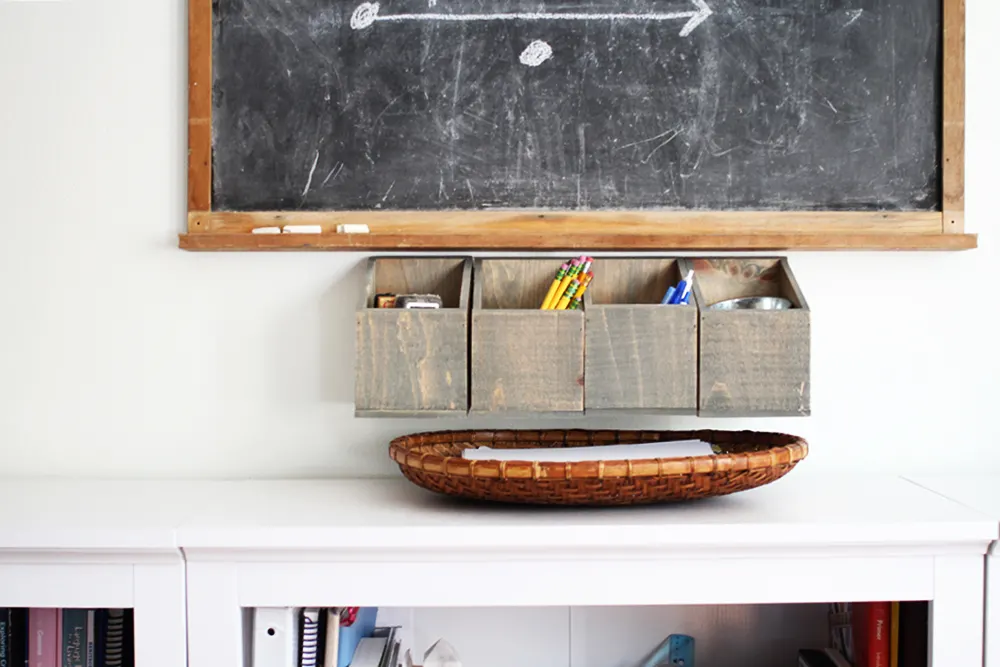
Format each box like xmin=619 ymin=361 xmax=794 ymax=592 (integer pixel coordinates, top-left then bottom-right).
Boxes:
xmin=0 ymin=0 xmax=996 ymax=479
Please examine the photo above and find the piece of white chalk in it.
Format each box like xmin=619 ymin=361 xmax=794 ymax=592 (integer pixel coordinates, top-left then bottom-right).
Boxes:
xmin=251 ymin=227 xmax=282 ymax=234
xmin=281 ymin=225 xmax=323 ymax=234
xmin=337 ymin=223 xmax=371 ymax=234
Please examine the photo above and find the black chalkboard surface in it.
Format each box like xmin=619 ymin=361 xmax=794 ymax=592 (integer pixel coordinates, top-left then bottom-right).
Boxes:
xmin=211 ymin=0 xmax=942 ymax=213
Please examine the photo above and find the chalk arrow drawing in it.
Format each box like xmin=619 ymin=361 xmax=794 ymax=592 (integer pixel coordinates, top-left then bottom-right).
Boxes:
xmin=350 ymin=0 xmax=713 ymax=37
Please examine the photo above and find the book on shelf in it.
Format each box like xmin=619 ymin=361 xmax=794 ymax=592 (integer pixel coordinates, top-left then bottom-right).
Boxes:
xmin=853 ymin=601 xmax=891 ymax=667
xmin=817 ymin=600 xmax=928 ymax=667
xmin=2 ymin=608 xmax=134 ymax=667
xmin=1 ymin=608 xmax=29 ymax=667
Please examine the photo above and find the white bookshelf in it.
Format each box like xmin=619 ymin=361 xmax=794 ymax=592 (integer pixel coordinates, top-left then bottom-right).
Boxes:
xmin=906 ymin=474 xmax=1000 ymax=667
xmin=176 ymin=473 xmax=997 ymax=667
xmin=0 ymin=474 xmax=995 ymax=667
xmin=0 ymin=481 xmax=188 ymax=667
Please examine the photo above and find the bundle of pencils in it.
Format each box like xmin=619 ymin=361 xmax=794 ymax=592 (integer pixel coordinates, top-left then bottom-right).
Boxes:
xmin=540 ymin=255 xmax=594 ymax=310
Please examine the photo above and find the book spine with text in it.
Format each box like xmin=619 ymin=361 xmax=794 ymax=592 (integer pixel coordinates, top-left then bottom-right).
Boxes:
xmin=866 ymin=602 xmax=891 ymax=667
xmin=27 ymin=609 xmax=59 ymax=667
xmin=61 ymin=610 xmax=87 ymax=667
xmin=7 ymin=609 xmax=29 ymax=667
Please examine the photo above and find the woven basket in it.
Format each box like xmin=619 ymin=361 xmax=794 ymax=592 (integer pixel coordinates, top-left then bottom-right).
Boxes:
xmin=389 ymin=429 xmax=808 ymax=506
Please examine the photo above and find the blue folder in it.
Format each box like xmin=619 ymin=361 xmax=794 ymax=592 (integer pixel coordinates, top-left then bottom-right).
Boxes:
xmin=337 ymin=607 xmax=379 ymax=667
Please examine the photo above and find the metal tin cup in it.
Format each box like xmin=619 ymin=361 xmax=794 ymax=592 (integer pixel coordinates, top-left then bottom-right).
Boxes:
xmin=707 ymin=296 xmax=793 ymax=311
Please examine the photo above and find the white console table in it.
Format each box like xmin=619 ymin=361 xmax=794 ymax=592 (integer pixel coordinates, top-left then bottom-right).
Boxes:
xmin=0 ymin=474 xmax=993 ymax=667
xmin=176 ymin=473 xmax=997 ymax=667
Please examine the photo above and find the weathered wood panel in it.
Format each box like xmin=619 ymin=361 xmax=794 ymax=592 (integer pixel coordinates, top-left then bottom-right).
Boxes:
xmin=364 ymin=256 xmax=470 ymax=308
xmin=477 ymin=258 xmax=571 ymax=309
xmin=355 ymin=309 xmax=468 ymax=414
xmin=684 ymin=257 xmax=810 ymax=416
xmin=585 ymin=305 xmax=697 ymax=412
xmin=355 ymin=256 xmax=471 ymax=415
xmin=587 ymin=257 xmax=679 ymax=305
xmin=471 ymin=310 xmax=584 ymax=413
xmin=943 ymin=0 xmax=966 ymax=233
xmin=698 ymin=310 xmax=810 ymax=416
xmin=584 ymin=257 xmax=696 ymax=412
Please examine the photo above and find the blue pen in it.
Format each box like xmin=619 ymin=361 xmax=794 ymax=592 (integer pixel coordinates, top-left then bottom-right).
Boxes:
xmin=669 ymin=279 xmax=687 ymax=304
xmin=660 ymin=286 xmax=676 ymax=305
xmin=671 ymin=270 xmax=694 ymax=305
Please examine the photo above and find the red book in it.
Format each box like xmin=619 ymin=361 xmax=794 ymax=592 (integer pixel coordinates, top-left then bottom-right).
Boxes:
xmin=852 ymin=602 xmax=891 ymax=667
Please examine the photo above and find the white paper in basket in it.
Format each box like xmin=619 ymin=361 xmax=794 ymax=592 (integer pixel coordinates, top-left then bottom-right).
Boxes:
xmin=461 ymin=439 xmax=716 ymax=462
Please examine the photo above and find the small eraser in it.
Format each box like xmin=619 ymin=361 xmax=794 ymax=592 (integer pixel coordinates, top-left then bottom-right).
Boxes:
xmin=281 ymin=225 xmax=323 ymax=234
xmin=337 ymin=223 xmax=371 ymax=234
xmin=251 ymin=227 xmax=282 ymax=234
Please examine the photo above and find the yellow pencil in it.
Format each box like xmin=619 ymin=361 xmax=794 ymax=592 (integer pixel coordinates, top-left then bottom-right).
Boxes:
xmin=540 ymin=262 xmax=570 ymax=309
xmin=555 ymin=279 xmax=581 ymax=310
xmin=546 ymin=258 xmax=581 ymax=309
xmin=567 ymin=272 xmax=593 ymax=310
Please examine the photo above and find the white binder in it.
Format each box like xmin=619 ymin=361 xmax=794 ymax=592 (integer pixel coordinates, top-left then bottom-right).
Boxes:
xmin=253 ymin=607 xmax=300 ymax=667
xmin=299 ymin=608 xmax=321 ymax=667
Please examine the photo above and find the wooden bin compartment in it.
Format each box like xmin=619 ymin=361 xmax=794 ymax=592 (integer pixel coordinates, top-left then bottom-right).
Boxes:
xmin=471 ymin=259 xmax=584 ymax=415
xmin=355 ymin=256 xmax=471 ymax=417
xmin=583 ymin=258 xmax=698 ymax=413
xmin=681 ymin=257 xmax=810 ymax=417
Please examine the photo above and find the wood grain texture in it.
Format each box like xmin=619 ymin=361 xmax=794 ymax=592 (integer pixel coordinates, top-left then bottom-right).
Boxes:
xmin=355 ymin=310 xmax=468 ymax=414
xmin=188 ymin=0 xmax=212 ymax=214
xmin=187 ymin=210 xmax=942 ymax=234
xmin=683 ymin=257 xmax=808 ymax=309
xmin=179 ymin=231 xmax=977 ymax=252
xmin=684 ymin=258 xmax=810 ymax=417
xmin=698 ymin=310 xmax=810 ymax=417
xmin=584 ymin=258 xmax=696 ymax=412
xmin=471 ymin=259 xmax=584 ymax=413
xmin=585 ymin=305 xmax=697 ymax=412
xmin=943 ymin=0 xmax=966 ymax=233
xmin=470 ymin=310 xmax=584 ymax=413
xmin=365 ymin=256 xmax=470 ymax=309
xmin=355 ymin=257 xmax=471 ymax=415
xmin=476 ymin=258 xmax=573 ymax=310
xmin=586 ymin=258 xmax=682 ymax=305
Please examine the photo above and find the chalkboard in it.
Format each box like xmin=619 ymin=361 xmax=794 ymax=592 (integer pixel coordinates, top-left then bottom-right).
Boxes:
xmin=211 ymin=0 xmax=943 ymax=213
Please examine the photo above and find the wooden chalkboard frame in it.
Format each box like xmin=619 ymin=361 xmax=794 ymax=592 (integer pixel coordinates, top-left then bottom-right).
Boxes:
xmin=180 ymin=0 xmax=974 ymax=251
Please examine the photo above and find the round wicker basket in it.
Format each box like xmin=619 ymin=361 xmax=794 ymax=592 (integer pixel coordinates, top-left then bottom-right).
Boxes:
xmin=389 ymin=429 xmax=808 ymax=506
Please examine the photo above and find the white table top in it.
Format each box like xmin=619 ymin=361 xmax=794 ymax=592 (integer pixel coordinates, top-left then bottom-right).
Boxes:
xmin=0 ymin=480 xmax=187 ymax=550
xmin=907 ymin=473 xmax=1000 ymax=554
xmin=0 ymin=473 xmax=994 ymax=554
xmin=907 ymin=474 xmax=1000 ymax=515
xmin=172 ymin=471 xmax=997 ymax=552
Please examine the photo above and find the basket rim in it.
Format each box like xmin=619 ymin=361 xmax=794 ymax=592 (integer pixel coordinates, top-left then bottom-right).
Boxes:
xmin=388 ymin=429 xmax=808 ymax=481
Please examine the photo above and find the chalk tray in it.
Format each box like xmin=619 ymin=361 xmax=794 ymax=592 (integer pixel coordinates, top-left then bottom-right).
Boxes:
xmin=388 ymin=429 xmax=808 ymax=506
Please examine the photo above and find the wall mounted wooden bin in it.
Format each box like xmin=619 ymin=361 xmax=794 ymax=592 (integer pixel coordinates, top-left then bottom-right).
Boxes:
xmin=681 ymin=257 xmax=810 ymax=417
xmin=583 ymin=258 xmax=698 ymax=414
xmin=471 ymin=259 xmax=584 ymax=415
xmin=355 ymin=257 xmax=471 ymax=417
